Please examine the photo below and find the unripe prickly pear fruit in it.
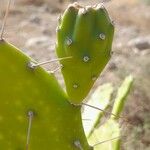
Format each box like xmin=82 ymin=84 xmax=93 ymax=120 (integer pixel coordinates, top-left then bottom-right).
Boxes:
xmin=56 ymin=3 xmax=114 ymax=104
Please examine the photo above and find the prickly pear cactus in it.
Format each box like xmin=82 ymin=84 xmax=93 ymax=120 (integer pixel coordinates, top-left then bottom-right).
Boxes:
xmin=0 ymin=40 xmax=91 ymax=150
xmin=56 ymin=3 xmax=114 ymax=104
xmin=0 ymin=1 xmax=116 ymax=149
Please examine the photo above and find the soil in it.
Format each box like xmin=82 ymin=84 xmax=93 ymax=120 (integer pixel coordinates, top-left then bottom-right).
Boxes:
xmin=0 ymin=0 xmax=150 ymax=149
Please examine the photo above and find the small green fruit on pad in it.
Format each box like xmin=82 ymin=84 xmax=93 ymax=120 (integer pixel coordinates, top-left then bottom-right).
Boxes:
xmin=56 ymin=3 xmax=114 ymax=104
xmin=0 ymin=40 xmax=91 ymax=150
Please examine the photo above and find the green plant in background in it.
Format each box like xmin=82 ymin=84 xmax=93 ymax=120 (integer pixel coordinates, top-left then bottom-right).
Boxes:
xmin=141 ymin=0 xmax=150 ymax=5
xmin=88 ymin=75 xmax=134 ymax=150
xmin=0 ymin=40 xmax=91 ymax=149
xmin=83 ymin=83 xmax=114 ymax=137
xmin=0 ymin=1 xmax=133 ymax=149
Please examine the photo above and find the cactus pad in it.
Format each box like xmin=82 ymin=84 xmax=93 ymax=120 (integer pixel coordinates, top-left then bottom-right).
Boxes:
xmin=56 ymin=3 xmax=114 ymax=104
xmin=0 ymin=40 xmax=91 ymax=150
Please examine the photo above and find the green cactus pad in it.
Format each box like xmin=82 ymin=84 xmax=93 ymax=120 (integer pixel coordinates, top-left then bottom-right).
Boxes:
xmin=0 ymin=40 xmax=91 ymax=150
xmin=83 ymin=83 xmax=113 ymax=137
xmin=56 ymin=3 xmax=114 ymax=104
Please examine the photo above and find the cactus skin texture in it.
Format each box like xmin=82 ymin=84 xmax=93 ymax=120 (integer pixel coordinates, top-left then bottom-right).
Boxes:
xmin=0 ymin=40 xmax=91 ymax=150
xmin=56 ymin=3 xmax=114 ymax=104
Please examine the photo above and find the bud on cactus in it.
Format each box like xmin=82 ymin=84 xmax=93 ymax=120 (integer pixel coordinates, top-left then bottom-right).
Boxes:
xmin=56 ymin=3 xmax=114 ymax=104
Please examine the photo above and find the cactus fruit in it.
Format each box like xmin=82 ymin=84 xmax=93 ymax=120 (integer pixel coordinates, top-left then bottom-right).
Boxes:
xmin=0 ymin=39 xmax=91 ymax=149
xmin=56 ymin=3 xmax=114 ymax=104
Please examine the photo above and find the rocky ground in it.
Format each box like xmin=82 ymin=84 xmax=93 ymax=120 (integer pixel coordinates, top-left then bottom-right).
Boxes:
xmin=0 ymin=0 xmax=150 ymax=149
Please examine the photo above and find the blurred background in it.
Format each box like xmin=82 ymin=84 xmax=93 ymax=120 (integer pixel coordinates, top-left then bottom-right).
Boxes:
xmin=0 ymin=0 xmax=149 ymax=149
